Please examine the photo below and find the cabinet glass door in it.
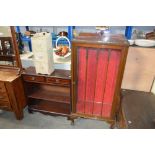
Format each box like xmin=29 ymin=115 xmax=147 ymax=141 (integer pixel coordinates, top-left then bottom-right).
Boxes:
xmin=76 ymin=47 xmax=121 ymax=118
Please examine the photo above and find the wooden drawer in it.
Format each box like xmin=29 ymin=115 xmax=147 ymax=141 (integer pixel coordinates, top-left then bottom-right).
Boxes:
xmin=0 ymin=100 xmax=11 ymax=110
xmin=0 ymin=82 xmax=7 ymax=93
xmin=0 ymin=92 xmax=10 ymax=102
xmin=46 ymin=77 xmax=70 ymax=86
xmin=23 ymin=75 xmax=45 ymax=83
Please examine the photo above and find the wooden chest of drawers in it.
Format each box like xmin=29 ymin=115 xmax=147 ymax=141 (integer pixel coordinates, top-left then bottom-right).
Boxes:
xmin=22 ymin=67 xmax=71 ymax=116
xmin=0 ymin=68 xmax=26 ymax=119
xmin=0 ymin=82 xmax=11 ymax=110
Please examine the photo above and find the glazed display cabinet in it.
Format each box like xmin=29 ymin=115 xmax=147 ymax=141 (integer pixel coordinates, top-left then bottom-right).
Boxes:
xmin=71 ymin=33 xmax=129 ymax=127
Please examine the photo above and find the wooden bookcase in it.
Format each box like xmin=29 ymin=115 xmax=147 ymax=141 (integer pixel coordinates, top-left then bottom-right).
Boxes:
xmin=22 ymin=67 xmax=71 ymax=117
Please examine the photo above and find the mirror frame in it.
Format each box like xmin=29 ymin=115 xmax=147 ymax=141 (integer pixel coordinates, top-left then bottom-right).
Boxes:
xmin=0 ymin=26 xmax=22 ymax=69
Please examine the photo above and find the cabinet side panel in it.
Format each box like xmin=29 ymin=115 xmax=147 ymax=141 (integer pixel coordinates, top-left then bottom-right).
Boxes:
xmin=76 ymin=47 xmax=87 ymax=113
xmin=13 ymin=77 xmax=27 ymax=108
xmin=85 ymin=48 xmax=98 ymax=114
xmin=93 ymin=50 xmax=109 ymax=116
xmin=102 ymin=50 xmax=121 ymax=117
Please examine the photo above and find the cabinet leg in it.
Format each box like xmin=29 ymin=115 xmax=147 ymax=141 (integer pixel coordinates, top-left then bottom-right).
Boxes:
xmin=109 ymin=115 xmax=119 ymax=129
xmin=28 ymin=108 xmax=33 ymax=114
xmin=106 ymin=119 xmax=116 ymax=129
xmin=15 ymin=111 xmax=23 ymax=120
xmin=67 ymin=116 xmax=77 ymax=125
xmin=110 ymin=122 xmax=116 ymax=129
xmin=71 ymin=119 xmax=75 ymax=125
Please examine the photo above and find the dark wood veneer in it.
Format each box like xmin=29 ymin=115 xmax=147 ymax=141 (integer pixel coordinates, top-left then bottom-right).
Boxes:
xmin=28 ymin=99 xmax=70 ymax=116
xmin=22 ymin=67 xmax=71 ymax=117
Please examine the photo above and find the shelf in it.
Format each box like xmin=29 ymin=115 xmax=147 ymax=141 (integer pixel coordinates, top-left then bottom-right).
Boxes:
xmin=29 ymin=99 xmax=70 ymax=115
xmin=28 ymin=87 xmax=70 ymax=104
xmin=23 ymin=66 xmax=71 ymax=79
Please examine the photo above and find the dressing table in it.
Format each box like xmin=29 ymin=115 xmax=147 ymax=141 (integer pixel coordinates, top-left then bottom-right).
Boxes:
xmin=0 ymin=26 xmax=26 ymax=119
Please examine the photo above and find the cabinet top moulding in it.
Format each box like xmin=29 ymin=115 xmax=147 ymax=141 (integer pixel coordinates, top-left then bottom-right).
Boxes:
xmin=72 ymin=33 xmax=129 ymax=48
xmin=0 ymin=68 xmax=20 ymax=82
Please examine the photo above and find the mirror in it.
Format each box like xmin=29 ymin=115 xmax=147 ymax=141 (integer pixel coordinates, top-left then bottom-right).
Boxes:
xmin=0 ymin=26 xmax=20 ymax=67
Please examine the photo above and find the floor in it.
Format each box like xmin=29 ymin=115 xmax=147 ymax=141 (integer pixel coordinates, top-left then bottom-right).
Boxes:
xmin=122 ymin=90 xmax=155 ymax=129
xmin=0 ymin=109 xmax=110 ymax=129
xmin=1 ymin=90 xmax=155 ymax=129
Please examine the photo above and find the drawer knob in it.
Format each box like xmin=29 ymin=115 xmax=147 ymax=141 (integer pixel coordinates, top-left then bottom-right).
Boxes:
xmin=56 ymin=79 xmax=59 ymax=83
xmin=31 ymin=77 xmax=35 ymax=80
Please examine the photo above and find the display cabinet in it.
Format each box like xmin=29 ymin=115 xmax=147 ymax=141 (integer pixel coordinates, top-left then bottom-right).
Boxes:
xmin=71 ymin=33 xmax=129 ymax=127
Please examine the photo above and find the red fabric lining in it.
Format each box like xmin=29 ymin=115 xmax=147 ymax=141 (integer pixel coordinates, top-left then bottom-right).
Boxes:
xmin=76 ymin=47 xmax=87 ymax=113
xmin=102 ymin=50 xmax=121 ymax=117
xmin=102 ymin=104 xmax=112 ymax=117
xmin=85 ymin=49 xmax=97 ymax=114
xmin=76 ymin=47 xmax=121 ymax=118
xmin=77 ymin=101 xmax=85 ymax=113
xmin=93 ymin=49 xmax=109 ymax=116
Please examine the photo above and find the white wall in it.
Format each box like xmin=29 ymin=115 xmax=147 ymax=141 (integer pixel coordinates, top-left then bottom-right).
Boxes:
xmin=0 ymin=26 xmax=12 ymax=37
xmin=151 ymin=79 xmax=155 ymax=94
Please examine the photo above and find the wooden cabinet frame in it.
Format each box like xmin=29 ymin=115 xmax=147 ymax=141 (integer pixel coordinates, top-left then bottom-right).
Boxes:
xmin=71 ymin=36 xmax=129 ymax=126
